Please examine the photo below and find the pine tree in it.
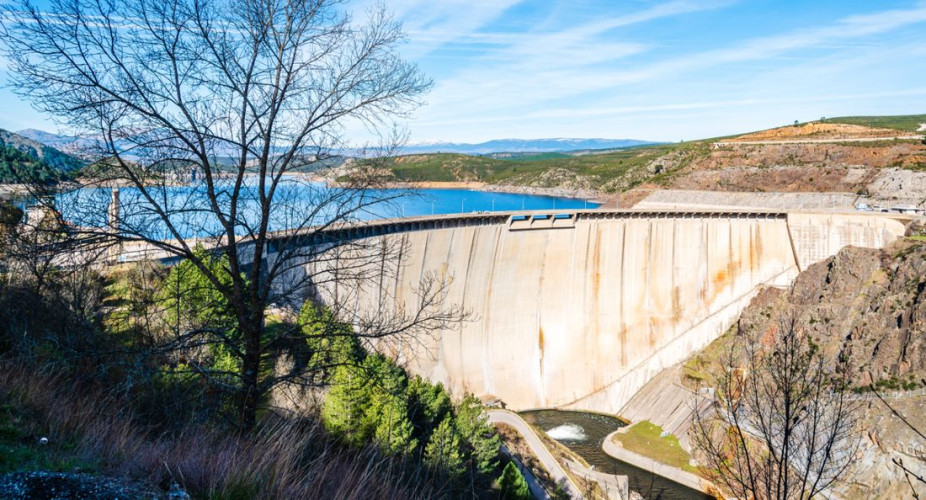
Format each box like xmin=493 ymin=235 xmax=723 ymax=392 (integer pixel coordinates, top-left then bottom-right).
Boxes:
xmin=497 ymin=462 xmax=532 ymax=500
xmin=370 ymin=392 xmax=417 ymax=455
xmin=425 ymin=416 xmax=464 ymax=476
xmin=159 ymin=245 xmax=237 ymax=334
xmin=322 ymin=364 xmax=370 ymax=442
xmin=297 ymin=302 xmax=363 ymax=382
xmin=456 ymin=394 xmax=501 ymax=475
xmin=407 ymin=375 xmax=452 ymax=441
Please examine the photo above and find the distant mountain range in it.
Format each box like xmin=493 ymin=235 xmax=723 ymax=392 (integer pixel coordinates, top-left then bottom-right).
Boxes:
xmin=18 ymin=129 xmax=656 ymax=157
xmin=15 ymin=129 xmax=81 ymax=151
xmin=17 ymin=128 xmax=124 ymax=159
xmin=399 ymin=138 xmax=657 ymax=155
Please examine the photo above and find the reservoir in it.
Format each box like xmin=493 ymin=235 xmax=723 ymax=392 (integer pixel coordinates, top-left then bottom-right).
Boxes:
xmin=519 ymin=410 xmax=712 ymax=500
xmin=55 ymin=181 xmax=599 ymax=238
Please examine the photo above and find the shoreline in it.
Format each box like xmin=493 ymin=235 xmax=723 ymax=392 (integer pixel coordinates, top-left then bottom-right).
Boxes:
xmin=336 ymin=178 xmax=609 ymax=205
xmin=2 ymin=177 xmax=611 ymax=208
xmin=317 ymin=176 xmax=610 ymax=204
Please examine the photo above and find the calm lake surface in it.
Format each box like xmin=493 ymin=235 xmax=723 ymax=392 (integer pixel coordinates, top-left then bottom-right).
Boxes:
xmin=56 ymin=181 xmax=599 ymax=238
xmin=519 ymin=410 xmax=711 ymax=500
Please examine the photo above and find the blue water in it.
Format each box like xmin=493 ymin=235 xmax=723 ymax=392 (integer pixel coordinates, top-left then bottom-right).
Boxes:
xmin=56 ymin=179 xmax=598 ymax=239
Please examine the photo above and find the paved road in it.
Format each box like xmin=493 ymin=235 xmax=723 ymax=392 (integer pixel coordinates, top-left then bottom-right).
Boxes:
xmin=500 ymin=444 xmax=551 ymax=500
xmin=487 ymin=409 xmax=584 ymax=499
xmin=563 ymin=459 xmax=629 ymax=500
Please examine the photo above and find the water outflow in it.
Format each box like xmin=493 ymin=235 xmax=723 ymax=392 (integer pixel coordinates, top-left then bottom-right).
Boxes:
xmin=520 ymin=410 xmax=711 ymax=500
xmin=545 ymin=423 xmax=588 ymax=441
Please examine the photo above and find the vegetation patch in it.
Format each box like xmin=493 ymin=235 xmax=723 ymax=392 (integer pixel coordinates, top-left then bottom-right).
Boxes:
xmin=612 ymin=421 xmax=698 ymax=474
xmin=0 ymin=138 xmax=67 ymax=185
xmin=378 ymin=141 xmax=713 ymax=193
xmin=826 ymin=114 xmax=926 ymax=132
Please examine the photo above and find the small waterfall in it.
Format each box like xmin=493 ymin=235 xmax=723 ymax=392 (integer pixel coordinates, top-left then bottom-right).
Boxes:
xmin=545 ymin=423 xmax=588 ymax=441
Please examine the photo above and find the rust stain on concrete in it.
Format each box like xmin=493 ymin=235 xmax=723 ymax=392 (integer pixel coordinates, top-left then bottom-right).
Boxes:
xmin=672 ymin=286 xmax=683 ymax=323
xmin=538 ymin=325 xmax=545 ymax=378
xmin=713 ymin=268 xmax=729 ymax=287
xmin=326 ymin=213 xmax=904 ymax=415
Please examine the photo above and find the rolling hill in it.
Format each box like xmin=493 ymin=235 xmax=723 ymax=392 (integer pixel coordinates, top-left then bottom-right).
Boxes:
xmin=400 ymin=138 xmax=657 ymax=155
xmin=0 ymin=129 xmax=83 ymax=185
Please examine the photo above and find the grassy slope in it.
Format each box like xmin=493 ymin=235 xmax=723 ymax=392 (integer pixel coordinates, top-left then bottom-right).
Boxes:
xmin=0 ymin=402 xmax=95 ymax=475
xmin=826 ymin=114 xmax=926 ymax=132
xmin=612 ymin=421 xmax=698 ymax=474
xmin=387 ymin=142 xmax=705 ymax=191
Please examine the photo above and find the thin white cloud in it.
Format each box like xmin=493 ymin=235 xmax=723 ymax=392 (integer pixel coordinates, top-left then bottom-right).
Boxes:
xmin=410 ymin=1 xmax=926 ymax=142
xmin=418 ymin=1 xmax=735 ymax=112
xmin=576 ymin=2 xmax=926 ymax=89
xmin=365 ymin=0 xmax=525 ymax=58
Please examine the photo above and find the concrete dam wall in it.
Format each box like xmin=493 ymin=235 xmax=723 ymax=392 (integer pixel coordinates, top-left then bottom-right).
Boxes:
xmin=313 ymin=211 xmax=906 ymax=415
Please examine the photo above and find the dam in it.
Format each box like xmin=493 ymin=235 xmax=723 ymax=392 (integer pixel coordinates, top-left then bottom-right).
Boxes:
xmin=310 ymin=210 xmax=907 ymax=414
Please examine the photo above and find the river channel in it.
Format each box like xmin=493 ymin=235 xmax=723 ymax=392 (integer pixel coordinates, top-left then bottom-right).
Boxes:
xmin=519 ymin=410 xmax=712 ymax=500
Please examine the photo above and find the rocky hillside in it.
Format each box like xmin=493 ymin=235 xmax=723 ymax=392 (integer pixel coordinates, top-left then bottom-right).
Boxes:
xmin=730 ymin=230 xmax=926 ymax=498
xmin=653 ymin=137 xmax=925 ymax=195
xmin=738 ymin=234 xmax=926 ymax=390
xmin=728 ymin=121 xmax=914 ymax=141
xmin=354 ymin=115 xmax=926 ymax=205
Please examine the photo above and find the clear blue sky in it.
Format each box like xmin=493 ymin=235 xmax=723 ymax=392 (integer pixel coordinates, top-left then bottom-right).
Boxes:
xmin=2 ymin=0 xmax=926 ymax=144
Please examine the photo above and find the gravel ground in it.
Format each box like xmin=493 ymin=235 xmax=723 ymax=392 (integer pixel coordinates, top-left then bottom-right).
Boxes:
xmin=0 ymin=471 xmax=166 ymax=500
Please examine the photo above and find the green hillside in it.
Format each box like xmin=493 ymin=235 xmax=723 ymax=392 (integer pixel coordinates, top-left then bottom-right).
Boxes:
xmin=384 ymin=142 xmax=702 ymax=191
xmin=826 ymin=114 xmax=926 ymax=132
xmin=0 ymin=129 xmax=83 ymax=185
xmin=0 ymin=138 xmax=64 ymax=185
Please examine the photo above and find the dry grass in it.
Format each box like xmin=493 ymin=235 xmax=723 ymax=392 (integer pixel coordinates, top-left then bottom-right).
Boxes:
xmin=0 ymin=363 xmax=439 ymax=499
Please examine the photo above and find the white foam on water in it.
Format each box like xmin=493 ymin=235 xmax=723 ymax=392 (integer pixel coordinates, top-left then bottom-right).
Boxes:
xmin=545 ymin=424 xmax=587 ymax=441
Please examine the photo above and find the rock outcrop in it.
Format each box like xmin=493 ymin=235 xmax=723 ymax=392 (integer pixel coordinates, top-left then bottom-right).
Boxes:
xmin=732 ymin=235 xmax=926 ymax=499
xmin=737 ymin=237 xmax=926 ymax=388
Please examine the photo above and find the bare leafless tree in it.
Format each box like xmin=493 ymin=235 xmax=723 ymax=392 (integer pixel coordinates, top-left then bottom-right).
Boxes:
xmin=867 ymin=385 xmax=926 ymax=498
xmin=691 ymin=318 xmax=861 ymax=500
xmin=0 ymin=0 xmax=464 ymax=431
